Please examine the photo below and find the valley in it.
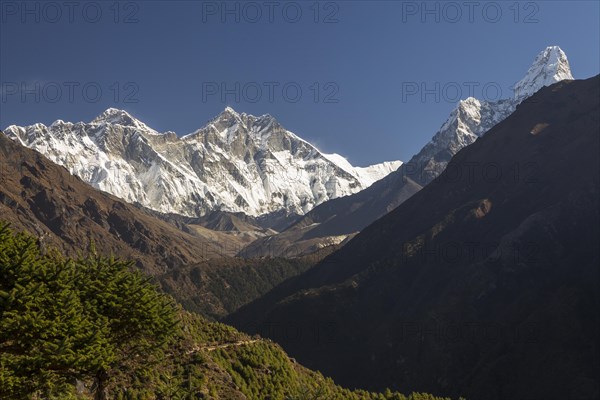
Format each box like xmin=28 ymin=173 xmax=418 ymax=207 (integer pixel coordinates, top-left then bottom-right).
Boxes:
xmin=1 ymin=40 xmax=598 ymax=400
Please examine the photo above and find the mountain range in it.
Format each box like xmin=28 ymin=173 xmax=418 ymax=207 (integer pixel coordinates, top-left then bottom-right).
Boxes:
xmin=3 ymin=47 xmax=573 ymax=259
xmin=1 ymin=45 xmax=596 ymax=399
xmin=4 ymin=107 xmax=400 ymax=222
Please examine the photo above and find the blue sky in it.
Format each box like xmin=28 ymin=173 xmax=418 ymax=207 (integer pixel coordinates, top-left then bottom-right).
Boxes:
xmin=1 ymin=0 xmax=599 ymax=165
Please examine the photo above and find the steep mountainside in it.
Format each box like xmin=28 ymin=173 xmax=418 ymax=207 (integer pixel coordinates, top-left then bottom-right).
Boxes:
xmin=0 ymin=223 xmax=453 ymax=400
xmin=229 ymin=76 xmax=600 ymax=399
xmin=244 ymin=46 xmax=574 ymax=256
xmin=4 ymin=107 xmax=400 ymax=219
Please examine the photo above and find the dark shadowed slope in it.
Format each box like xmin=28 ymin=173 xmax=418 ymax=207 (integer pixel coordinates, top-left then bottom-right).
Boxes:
xmin=228 ymin=76 xmax=600 ymax=400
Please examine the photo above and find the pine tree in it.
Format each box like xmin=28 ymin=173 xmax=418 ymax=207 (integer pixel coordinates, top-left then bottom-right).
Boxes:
xmin=0 ymin=223 xmax=179 ymax=399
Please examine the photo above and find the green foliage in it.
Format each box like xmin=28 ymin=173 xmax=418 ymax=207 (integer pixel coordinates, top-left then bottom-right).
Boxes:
xmin=209 ymin=340 xmax=456 ymax=400
xmin=163 ymin=256 xmax=317 ymax=319
xmin=0 ymin=223 xmax=178 ymax=399
xmin=0 ymin=222 xmax=460 ymax=400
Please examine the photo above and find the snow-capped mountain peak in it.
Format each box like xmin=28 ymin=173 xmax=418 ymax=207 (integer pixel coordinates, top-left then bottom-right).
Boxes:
xmin=217 ymin=106 xmax=242 ymax=122
xmin=458 ymin=97 xmax=481 ymax=110
xmin=92 ymin=107 xmax=133 ymax=124
xmin=91 ymin=108 xmax=153 ymax=131
xmin=513 ymin=46 xmax=573 ymax=101
xmin=405 ymin=46 xmax=574 ymax=186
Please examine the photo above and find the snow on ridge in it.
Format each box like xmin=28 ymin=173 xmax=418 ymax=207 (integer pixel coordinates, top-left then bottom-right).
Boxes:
xmin=4 ymin=106 xmax=402 ymax=218
xmin=513 ymin=46 xmax=573 ymax=101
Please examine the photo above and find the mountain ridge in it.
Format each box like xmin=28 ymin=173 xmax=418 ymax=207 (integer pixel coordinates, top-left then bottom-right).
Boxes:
xmin=4 ymin=107 xmax=401 ymax=219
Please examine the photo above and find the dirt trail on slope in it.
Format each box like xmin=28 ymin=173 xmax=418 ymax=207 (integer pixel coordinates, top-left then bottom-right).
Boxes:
xmin=187 ymin=339 xmax=261 ymax=354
